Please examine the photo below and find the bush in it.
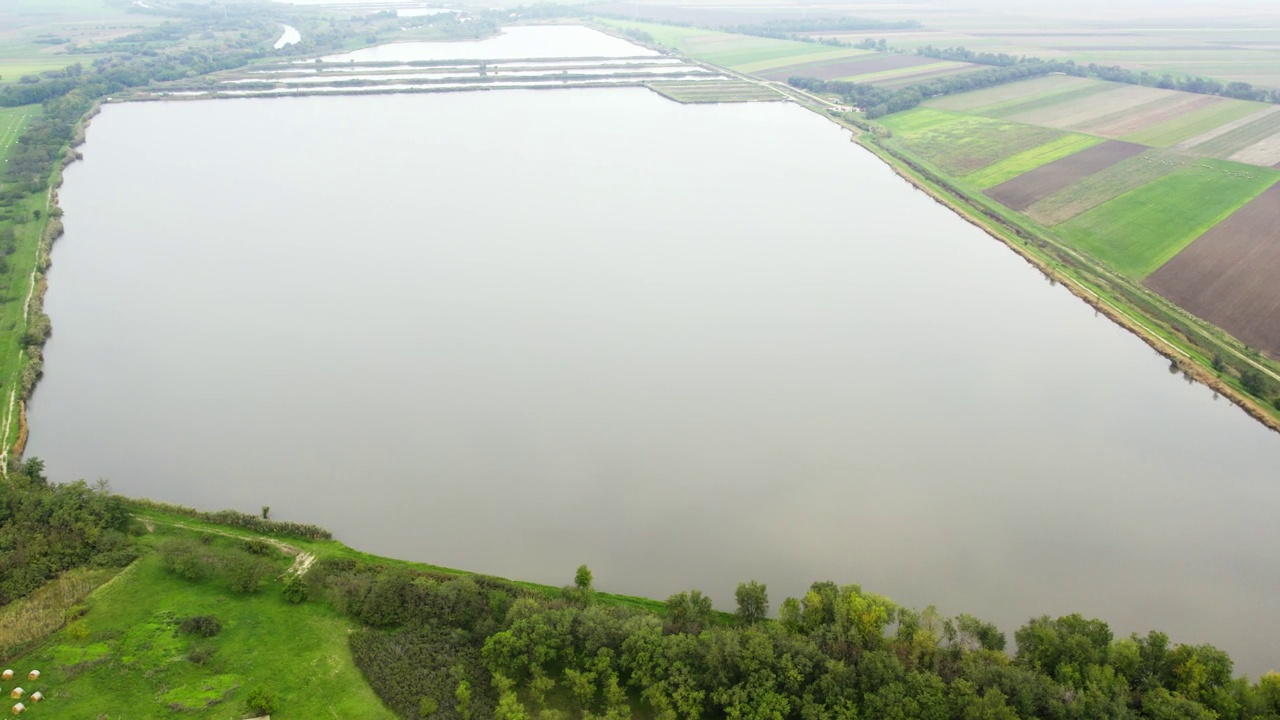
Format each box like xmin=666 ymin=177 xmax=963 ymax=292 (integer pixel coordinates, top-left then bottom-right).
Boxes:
xmin=245 ymin=686 xmax=279 ymax=716
xmin=179 ymin=615 xmax=222 ymax=638
xmin=188 ymin=642 xmax=215 ymax=665
xmin=227 ymin=554 xmax=275 ymax=594
xmin=282 ymin=573 xmax=309 ymax=604
xmin=243 ymin=538 xmax=273 ymax=555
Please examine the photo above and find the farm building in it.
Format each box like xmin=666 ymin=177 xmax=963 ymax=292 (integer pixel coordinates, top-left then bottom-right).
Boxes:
xmin=7 ymin=690 xmax=19 ymax=700
xmin=0 ymin=670 xmax=10 ymax=680
xmin=7 ymin=703 xmax=19 ymax=715
xmin=26 ymin=694 xmax=40 ymax=704
xmin=24 ymin=671 xmax=37 ymax=681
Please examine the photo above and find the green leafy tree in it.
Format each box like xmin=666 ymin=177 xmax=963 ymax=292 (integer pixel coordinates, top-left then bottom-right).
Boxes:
xmin=575 ymin=564 xmax=593 ymax=592
xmin=735 ymin=580 xmax=769 ymax=625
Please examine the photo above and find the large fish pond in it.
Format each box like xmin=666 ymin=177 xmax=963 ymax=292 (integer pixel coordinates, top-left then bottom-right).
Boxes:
xmin=26 ymin=25 xmax=1280 ymax=676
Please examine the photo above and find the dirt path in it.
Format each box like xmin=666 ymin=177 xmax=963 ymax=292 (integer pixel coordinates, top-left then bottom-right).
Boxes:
xmin=141 ymin=517 xmax=317 ymax=576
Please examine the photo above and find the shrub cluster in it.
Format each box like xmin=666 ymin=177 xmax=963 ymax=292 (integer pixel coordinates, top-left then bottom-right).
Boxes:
xmin=126 ymin=497 xmax=331 ymax=540
xmin=157 ymin=537 xmax=279 ymax=593
xmin=0 ymin=459 xmax=135 ymax=605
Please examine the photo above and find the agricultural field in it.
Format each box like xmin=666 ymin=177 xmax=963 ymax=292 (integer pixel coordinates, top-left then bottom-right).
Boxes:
xmin=597 ymin=19 xmax=987 ymax=88
xmin=1053 ymin=161 xmax=1278 ymax=278
xmin=806 ymin=15 xmax=1280 ymax=89
xmin=965 ymin=133 xmax=1104 ymax=189
xmin=0 ymin=107 xmax=35 ymax=163
xmin=596 ymin=19 xmax=874 ymax=74
xmin=878 ymin=108 xmax=1066 ymax=176
xmin=1146 ymin=184 xmax=1280 ymax=357
xmin=1023 ymin=149 xmax=1192 ymax=226
xmin=984 ymin=140 xmax=1144 ymax=208
xmin=921 ymin=75 xmax=1280 ymax=169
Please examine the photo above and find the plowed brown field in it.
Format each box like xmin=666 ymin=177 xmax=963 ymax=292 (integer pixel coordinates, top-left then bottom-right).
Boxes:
xmin=986 ymin=140 xmax=1147 ymax=210
xmin=1146 ymin=182 xmax=1280 ymax=357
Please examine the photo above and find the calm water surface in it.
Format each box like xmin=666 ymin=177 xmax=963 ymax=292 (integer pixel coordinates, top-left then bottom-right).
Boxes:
xmin=319 ymin=26 xmax=658 ymax=62
xmin=29 ymin=87 xmax=1280 ymax=674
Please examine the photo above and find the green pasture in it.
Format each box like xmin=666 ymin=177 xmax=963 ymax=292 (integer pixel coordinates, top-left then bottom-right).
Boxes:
xmin=1055 ymin=160 xmax=1280 ymax=277
xmin=1123 ymin=99 xmax=1267 ymax=147
xmin=1025 ymin=148 xmax=1189 ymax=226
xmin=965 ymin=133 xmax=1105 ymax=189
xmin=881 ymin=107 xmax=1065 ymax=177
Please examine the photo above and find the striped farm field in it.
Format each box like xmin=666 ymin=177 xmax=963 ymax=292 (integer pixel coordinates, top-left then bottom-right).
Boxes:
xmin=924 ymin=75 xmax=1095 ymax=113
xmin=965 ymin=134 xmax=1105 ymax=189
xmin=840 ymin=60 xmax=965 ymax=84
xmin=1191 ymin=109 xmax=1280 ymax=161
xmin=1123 ymin=99 xmax=1268 ymax=147
xmin=757 ymin=52 xmax=933 ymax=82
xmin=596 ymin=20 xmax=870 ymax=73
xmin=1075 ymin=93 xmax=1221 ymax=138
xmin=1054 ymin=160 xmax=1280 ymax=277
xmin=985 ymin=140 xmax=1146 ymax=210
xmin=880 ymin=108 xmax=1066 ymax=176
xmin=976 ymin=81 xmax=1114 ymax=119
xmin=1006 ymin=84 xmax=1171 ymax=130
xmin=1024 ymin=149 xmax=1191 ymax=226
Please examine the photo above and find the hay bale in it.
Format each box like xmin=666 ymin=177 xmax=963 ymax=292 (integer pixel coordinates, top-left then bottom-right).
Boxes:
xmin=9 ymin=703 xmax=22 ymax=715
xmin=7 ymin=689 xmax=20 ymax=700
xmin=24 ymin=672 xmax=36 ymax=682
xmin=0 ymin=670 xmax=11 ymax=680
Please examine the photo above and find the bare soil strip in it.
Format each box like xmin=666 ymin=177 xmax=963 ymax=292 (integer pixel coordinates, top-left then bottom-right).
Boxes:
xmin=1145 ymin=182 xmax=1280 ymax=357
xmin=986 ymin=140 xmax=1148 ymax=210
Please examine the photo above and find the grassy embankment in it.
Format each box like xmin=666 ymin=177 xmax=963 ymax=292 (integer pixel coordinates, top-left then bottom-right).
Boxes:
xmin=2 ymin=502 xmax=675 ymax=719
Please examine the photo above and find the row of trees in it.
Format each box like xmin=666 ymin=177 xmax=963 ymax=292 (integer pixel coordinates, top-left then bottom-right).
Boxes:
xmin=284 ymin=556 xmax=1280 ymax=719
xmin=789 ymin=60 xmax=1070 ymax=118
xmin=914 ymin=45 xmax=1280 ymax=105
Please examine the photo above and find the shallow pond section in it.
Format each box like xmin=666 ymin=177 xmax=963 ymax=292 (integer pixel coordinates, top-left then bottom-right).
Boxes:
xmin=29 ymin=88 xmax=1280 ymax=675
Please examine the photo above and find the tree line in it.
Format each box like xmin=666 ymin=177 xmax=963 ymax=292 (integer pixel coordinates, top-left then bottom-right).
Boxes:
xmin=789 ymin=61 xmax=1070 ymax=118
xmin=914 ymin=46 xmax=1280 ymax=105
xmin=270 ymin=555 xmax=1280 ymax=719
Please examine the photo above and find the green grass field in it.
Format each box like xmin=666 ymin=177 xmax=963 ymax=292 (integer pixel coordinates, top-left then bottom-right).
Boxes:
xmin=1055 ymin=160 xmax=1280 ymax=277
xmin=1122 ymin=99 xmax=1265 ymax=147
xmin=880 ymin=107 xmax=1066 ymax=177
xmin=965 ymin=133 xmax=1105 ymax=188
